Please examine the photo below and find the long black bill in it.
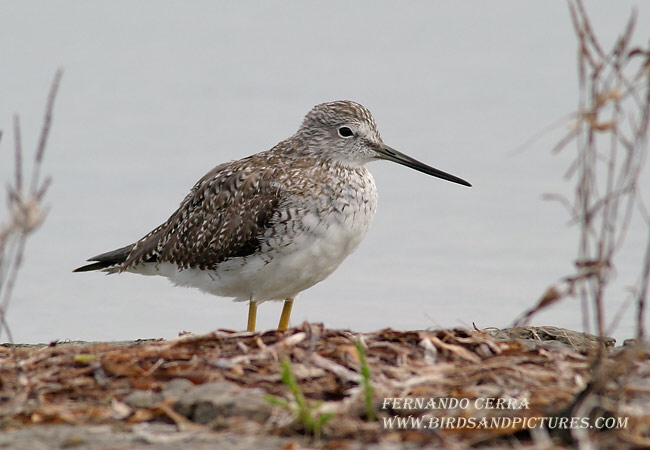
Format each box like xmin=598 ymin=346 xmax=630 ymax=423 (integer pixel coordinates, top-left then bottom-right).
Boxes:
xmin=375 ymin=144 xmax=471 ymax=187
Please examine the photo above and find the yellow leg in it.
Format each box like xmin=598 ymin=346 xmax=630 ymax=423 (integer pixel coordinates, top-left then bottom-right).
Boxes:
xmin=278 ymin=298 xmax=294 ymax=331
xmin=247 ymin=300 xmax=258 ymax=331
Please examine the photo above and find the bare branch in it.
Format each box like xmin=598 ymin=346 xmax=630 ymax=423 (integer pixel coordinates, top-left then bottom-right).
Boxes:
xmin=521 ymin=1 xmax=649 ymax=343
xmin=31 ymin=69 xmax=63 ymax=194
xmin=12 ymin=116 xmax=22 ymax=194
xmin=0 ymin=69 xmax=63 ymax=343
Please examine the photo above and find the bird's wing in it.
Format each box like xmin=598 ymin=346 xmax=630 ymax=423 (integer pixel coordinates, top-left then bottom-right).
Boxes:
xmin=121 ymin=158 xmax=283 ymax=271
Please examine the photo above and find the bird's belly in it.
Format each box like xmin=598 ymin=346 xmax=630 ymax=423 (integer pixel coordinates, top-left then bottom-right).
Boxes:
xmin=142 ymin=206 xmax=375 ymax=303
xmin=250 ymin=212 xmax=371 ymax=301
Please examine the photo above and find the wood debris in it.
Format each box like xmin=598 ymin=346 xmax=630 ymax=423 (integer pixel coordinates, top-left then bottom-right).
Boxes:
xmin=0 ymin=323 xmax=648 ymax=448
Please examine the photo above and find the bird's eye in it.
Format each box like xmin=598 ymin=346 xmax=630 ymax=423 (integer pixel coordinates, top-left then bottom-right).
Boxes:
xmin=338 ymin=126 xmax=354 ymax=138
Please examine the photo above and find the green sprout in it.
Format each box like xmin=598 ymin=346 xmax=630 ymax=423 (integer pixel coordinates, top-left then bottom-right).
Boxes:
xmin=265 ymin=357 xmax=334 ymax=437
xmin=355 ymin=340 xmax=376 ymax=421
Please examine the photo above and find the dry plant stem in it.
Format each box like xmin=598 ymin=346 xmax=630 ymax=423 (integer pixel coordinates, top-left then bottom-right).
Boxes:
xmin=570 ymin=0 xmax=647 ymax=346
xmin=13 ymin=117 xmax=23 ymax=194
xmin=32 ymin=70 xmax=62 ymax=194
xmin=517 ymin=2 xmax=649 ymax=345
xmin=535 ymin=2 xmax=650 ymax=439
xmin=0 ymin=69 xmax=62 ymax=343
xmin=637 ymin=226 xmax=650 ymax=340
xmin=0 ymin=117 xmax=29 ymax=345
xmin=634 ymin=60 xmax=650 ymax=341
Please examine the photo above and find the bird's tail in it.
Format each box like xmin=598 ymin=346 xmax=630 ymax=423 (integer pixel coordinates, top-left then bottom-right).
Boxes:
xmin=73 ymin=244 xmax=135 ymax=273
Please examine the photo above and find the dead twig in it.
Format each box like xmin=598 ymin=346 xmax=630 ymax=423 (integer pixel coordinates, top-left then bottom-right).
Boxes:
xmin=517 ymin=1 xmax=649 ymax=346
xmin=515 ymin=2 xmax=650 ymax=445
xmin=0 ymin=69 xmax=62 ymax=343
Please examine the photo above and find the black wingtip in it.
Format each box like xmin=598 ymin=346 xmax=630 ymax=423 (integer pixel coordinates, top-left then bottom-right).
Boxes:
xmin=73 ymin=262 xmax=111 ymax=273
xmin=73 ymin=243 xmax=136 ymax=273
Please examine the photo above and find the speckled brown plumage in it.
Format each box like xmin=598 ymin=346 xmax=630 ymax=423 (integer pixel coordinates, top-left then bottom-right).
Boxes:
xmin=74 ymin=100 xmax=471 ymax=330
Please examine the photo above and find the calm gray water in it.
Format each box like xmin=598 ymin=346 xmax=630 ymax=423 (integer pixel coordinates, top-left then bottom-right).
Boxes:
xmin=1 ymin=1 xmax=648 ymax=343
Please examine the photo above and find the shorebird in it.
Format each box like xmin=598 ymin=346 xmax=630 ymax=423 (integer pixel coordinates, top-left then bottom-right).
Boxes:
xmin=74 ymin=101 xmax=471 ymax=331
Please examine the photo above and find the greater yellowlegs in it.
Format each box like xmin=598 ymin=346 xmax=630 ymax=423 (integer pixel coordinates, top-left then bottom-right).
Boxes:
xmin=74 ymin=101 xmax=471 ymax=331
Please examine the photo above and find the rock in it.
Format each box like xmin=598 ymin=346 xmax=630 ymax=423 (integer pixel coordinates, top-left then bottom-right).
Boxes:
xmin=174 ymin=381 xmax=272 ymax=424
xmin=489 ymin=326 xmax=615 ymax=352
xmin=162 ymin=378 xmax=195 ymax=400
xmin=123 ymin=390 xmax=162 ymax=409
xmin=123 ymin=378 xmax=195 ymax=409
